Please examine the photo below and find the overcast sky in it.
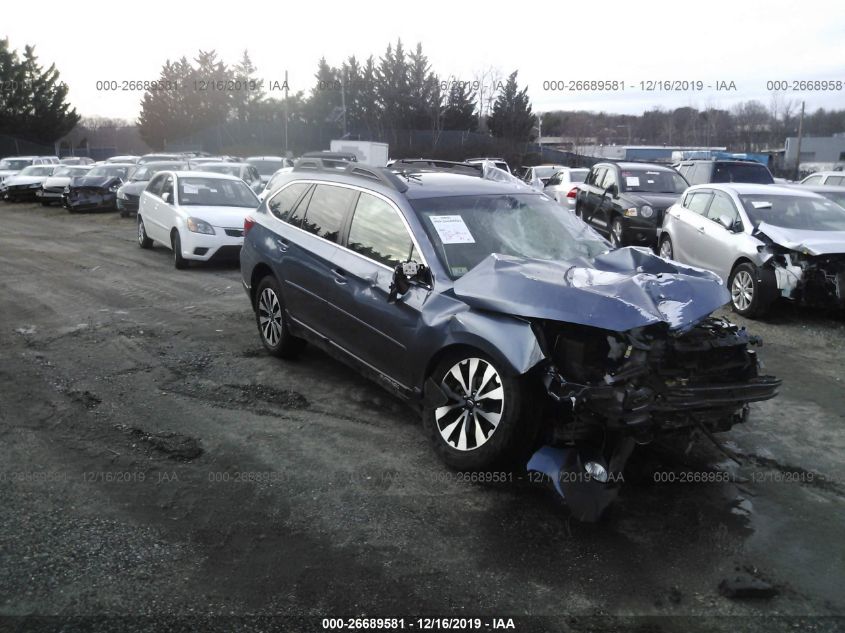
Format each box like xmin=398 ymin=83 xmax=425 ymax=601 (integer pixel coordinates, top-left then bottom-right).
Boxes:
xmin=4 ymin=0 xmax=845 ymax=121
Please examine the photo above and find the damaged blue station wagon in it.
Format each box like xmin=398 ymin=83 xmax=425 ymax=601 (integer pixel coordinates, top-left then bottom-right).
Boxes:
xmin=240 ymin=159 xmax=781 ymax=519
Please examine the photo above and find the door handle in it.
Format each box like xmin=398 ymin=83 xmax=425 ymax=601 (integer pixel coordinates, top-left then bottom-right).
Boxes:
xmin=275 ymin=237 xmax=289 ymax=252
xmin=697 ymin=226 xmax=705 ymax=233
xmin=332 ymin=267 xmax=347 ymax=284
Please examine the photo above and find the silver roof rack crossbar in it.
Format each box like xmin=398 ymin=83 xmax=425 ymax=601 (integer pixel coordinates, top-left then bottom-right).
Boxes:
xmin=293 ymin=158 xmax=409 ymax=193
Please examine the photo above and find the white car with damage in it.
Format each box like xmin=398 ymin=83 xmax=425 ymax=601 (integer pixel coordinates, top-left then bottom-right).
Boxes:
xmin=658 ymin=183 xmax=845 ymax=317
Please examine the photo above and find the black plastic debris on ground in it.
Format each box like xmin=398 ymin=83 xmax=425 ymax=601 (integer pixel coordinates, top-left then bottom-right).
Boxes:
xmin=128 ymin=428 xmax=203 ymax=461
xmin=719 ymin=574 xmax=778 ymax=599
xmin=66 ymin=389 xmax=101 ymax=409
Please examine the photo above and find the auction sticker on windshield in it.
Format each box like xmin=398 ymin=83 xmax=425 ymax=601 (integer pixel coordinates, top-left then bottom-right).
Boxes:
xmin=626 ymin=176 xmax=640 ymax=187
xmin=430 ymin=215 xmax=475 ymax=244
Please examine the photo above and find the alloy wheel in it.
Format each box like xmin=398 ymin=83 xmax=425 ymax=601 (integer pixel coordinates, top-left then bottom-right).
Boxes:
xmin=611 ymin=220 xmax=623 ymax=246
xmin=659 ymin=238 xmax=673 ymax=260
xmin=435 ymin=358 xmax=504 ymax=452
xmin=258 ymin=288 xmax=283 ymax=347
xmin=138 ymin=220 xmax=146 ymax=245
xmin=731 ymin=270 xmax=754 ymax=311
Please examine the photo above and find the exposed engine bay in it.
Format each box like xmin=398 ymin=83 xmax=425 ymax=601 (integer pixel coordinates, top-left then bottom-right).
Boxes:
xmin=526 ymin=317 xmax=781 ymax=520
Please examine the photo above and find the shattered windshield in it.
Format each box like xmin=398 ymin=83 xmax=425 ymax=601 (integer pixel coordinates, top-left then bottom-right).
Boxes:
xmin=741 ymin=194 xmax=845 ymax=231
xmin=412 ymin=194 xmax=609 ymax=279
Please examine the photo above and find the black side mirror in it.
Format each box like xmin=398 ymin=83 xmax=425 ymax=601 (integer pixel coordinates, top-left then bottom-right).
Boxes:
xmin=604 ymin=184 xmax=618 ymax=197
xmin=388 ymin=261 xmax=426 ymax=303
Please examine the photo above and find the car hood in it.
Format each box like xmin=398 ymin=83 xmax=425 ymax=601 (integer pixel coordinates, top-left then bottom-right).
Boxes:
xmin=70 ymin=176 xmax=121 ymax=189
xmin=120 ymin=181 xmax=148 ymax=195
xmin=43 ymin=176 xmax=72 ymax=187
xmin=756 ymin=222 xmax=845 ymax=256
xmin=451 ymin=248 xmax=729 ymax=333
xmin=4 ymin=175 xmax=46 ymax=186
xmin=0 ymin=169 xmax=21 ymax=178
xmin=624 ymin=192 xmax=682 ymax=208
xmin=182 ymin=205 xmax=256 ymax=228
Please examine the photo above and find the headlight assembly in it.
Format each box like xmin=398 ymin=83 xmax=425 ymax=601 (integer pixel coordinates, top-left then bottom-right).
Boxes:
xmin=639 ymin=205 xmax=655 ymax=218
xmin=186 ymin=217 xmax=215 ymax=235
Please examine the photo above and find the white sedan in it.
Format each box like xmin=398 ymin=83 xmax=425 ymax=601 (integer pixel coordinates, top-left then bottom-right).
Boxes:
xmin=136 ymin=171 xmax=260 ymax=269
xmin=543 ymin=167 xmax=590 ymax=212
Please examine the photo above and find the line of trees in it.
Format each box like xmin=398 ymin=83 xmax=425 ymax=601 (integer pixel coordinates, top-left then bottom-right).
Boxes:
xmin=136 ymin=41 xmax=537 ymax=152
xmin=0 ymin=38 xmax=79 ymax=145
xmin=540 ymin=97 xmax=845 ymax=152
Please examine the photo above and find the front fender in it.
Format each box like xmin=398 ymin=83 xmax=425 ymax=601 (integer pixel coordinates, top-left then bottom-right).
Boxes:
xmin=412 ymin=308 xmax=546 ymax=389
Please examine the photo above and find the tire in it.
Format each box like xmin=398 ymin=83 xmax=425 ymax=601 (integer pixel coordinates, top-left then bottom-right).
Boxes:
xmin=423 ymin=351 xmax=536 ymax=470
xmin=41 ymin=200 xmax=51 ymax=207
xmin=659 ymin=235 xmax=674 ymax=260
xmin=729 ymin=262 xmax=771 ymax=318
xmin=172 ymin=231 xmax=188 ymax=269
xmin=610 ymin=216 xmax=624 ymax=247
xmin=254 ymin=275 xmax=305 ymax=359
xmin=120 ymin=209 xmax=128 ymax=218
xmin=137 ymin=216 xmax=153 ymax=249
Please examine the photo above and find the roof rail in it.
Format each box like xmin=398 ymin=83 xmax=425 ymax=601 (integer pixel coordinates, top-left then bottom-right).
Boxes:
xmin=389 ymin=159 xmax=483 ymax=177
xmin=293 ymin=158 xmax=409 ymax=193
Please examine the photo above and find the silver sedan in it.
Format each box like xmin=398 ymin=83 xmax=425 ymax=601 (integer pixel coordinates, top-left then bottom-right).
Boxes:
xmin=658 ymin=183 xmax=845 ymax=317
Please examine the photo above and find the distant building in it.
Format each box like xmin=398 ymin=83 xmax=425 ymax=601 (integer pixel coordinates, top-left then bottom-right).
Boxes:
xmin=784 ymin=133 xmax=845 ymax=166
xmin=579 ymin=145 xmax=726 ymax=163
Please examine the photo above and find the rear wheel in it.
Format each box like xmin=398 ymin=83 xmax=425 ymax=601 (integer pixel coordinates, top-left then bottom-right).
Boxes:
xmin=41 ymin=200 xmax=51 ymax=207
xmin=254 ymin=275 xmax=305 ymax=359
xmin=423 ymin=351 xmax=535 ymax=470
xmin=659 ymin=235 xmax=674 ymax=260
xmin=172 ymin=231 xmax=188 ymax=269
xmin=137 ymin=216 xmax=152 ymax=249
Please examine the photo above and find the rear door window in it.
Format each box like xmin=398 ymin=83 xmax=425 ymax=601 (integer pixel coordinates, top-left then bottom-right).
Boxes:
xmin=826 ymin=175 xmax=845 ymax=186
xmin=300 ymin=184 xmax=357 ymax=243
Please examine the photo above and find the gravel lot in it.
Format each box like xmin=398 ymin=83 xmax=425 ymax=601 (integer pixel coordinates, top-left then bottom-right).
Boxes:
xmin=1 ymin=202 xmax=844 ymax=633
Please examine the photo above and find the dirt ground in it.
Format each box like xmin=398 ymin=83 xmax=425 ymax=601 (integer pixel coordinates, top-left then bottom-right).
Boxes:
xmin=1 ymin=202 xmax=844 ymax=633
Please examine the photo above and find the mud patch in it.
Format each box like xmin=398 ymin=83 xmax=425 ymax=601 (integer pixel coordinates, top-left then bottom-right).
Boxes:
xmin=65 ymin=389 xmax=101 ymax=409
xmin=126 ymin=428 xmax=203 ymax=461
xmin=226 ymin=384 xmax=310 ymax=409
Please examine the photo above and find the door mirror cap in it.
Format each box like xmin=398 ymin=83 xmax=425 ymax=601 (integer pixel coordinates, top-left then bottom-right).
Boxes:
xmin=162 ymin=191 xmax=171 ymax=203
xmin=604 ymin=184 xmax=618 ymax=197
xmin=718 ymin=214 xmax=733 ymax=230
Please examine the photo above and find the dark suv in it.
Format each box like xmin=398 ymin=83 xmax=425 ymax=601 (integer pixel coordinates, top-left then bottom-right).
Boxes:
xmin=239 ymin=159 xmax=779 ymax=519
xmin=674 ymin=159 xmax=774 ymax=186
xmin=575 ymin=162 xmax=688 ymax=248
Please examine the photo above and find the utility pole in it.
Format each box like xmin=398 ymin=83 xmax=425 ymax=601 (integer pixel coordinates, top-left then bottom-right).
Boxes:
xmin=538 ymin=113 xmax=543 ymax=160
xmin=793 ymin=100 xmax=805 ymax=181
xmin=283 ymin=69 xmax=289 ymax=155
xmin=341 ymin=68 xmax=347 ymax=138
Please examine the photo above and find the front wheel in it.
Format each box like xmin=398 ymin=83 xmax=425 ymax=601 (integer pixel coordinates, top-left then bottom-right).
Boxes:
xmin=172 ymin=231 xmax=188 ymax=269
xmin=729 ymin=262 xmax=771 ymax=318
xmin=137 ymin=216 xmax=152 ymax=249
xmin=610 ymin=217 xmax=624 ymax=247
xmin=423 ymin=352 xmax=535 ymax=470
xmin=659 ymin=235 xmax=674 ymax=260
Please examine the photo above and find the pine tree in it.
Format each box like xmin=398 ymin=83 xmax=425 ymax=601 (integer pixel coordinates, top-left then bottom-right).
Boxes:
xmin=0 ymin=39 xmax=79 ymax=144
xmin=232 ymin=50 xmax=264 ymax=123
xmin=488 ymin=71 xmax=535 ymax=142
xmin=441 ymin=80 xmax=478 ymax=131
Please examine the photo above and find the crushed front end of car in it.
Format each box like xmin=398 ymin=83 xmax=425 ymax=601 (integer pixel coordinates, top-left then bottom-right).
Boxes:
xmin=754 ymin=223 xmax=845 ymax=309
xmin=452 ymin=248 xmax=780 ymax=520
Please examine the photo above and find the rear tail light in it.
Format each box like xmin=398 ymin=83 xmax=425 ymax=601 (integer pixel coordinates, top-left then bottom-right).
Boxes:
xmin=244 ymin=216 xmax=256 ymax=235
xmin=566 ymin=187 xmax=578 ymax=199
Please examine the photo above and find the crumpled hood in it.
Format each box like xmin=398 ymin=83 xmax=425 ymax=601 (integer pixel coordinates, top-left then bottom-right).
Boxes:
xmin=70 ymin=176 xmax=121 ymax=189
xmin=451 ymin=248 xmax=729 ymax=332
xmin=757 ymin=221 xmax=845 ymax=256
xmin=0 ymin=169 xmax=21 ymax=179
xmin=43 ymin=176 xmax=72 ymax=188
xmin=3 ymin=175 xmax=46 ymax=187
